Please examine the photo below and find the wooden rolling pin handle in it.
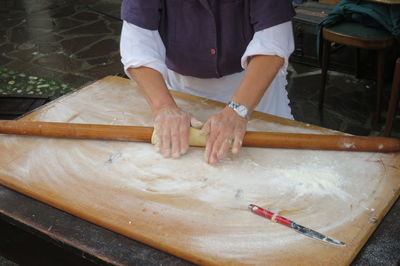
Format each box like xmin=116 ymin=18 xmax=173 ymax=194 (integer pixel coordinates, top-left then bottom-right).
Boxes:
xmin=0 ymin=120 xmax=153 ymax=142
xmin=0 ymin=120 xmax=399 ymax=153
xmin=242 ymin=131 xmax=400 ymax=153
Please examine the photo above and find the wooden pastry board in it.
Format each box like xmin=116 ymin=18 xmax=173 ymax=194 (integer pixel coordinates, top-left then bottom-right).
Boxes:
xmin=0 ymin=76 xmax=399 ymax=265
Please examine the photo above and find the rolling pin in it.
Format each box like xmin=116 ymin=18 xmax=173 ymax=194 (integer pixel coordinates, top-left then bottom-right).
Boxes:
xmin=0 ymin=120 xmax=399 ymax=153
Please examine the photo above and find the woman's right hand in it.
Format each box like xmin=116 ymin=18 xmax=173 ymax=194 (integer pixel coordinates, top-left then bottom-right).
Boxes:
xmin=154 ymin=106 xmax=202 ymax=158
xmin=127 ymin=66 xmax=202 ymax=158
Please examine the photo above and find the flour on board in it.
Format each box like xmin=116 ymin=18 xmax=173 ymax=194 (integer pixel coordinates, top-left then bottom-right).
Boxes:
xmin=0 ymin=79 xmax=389 ymax=260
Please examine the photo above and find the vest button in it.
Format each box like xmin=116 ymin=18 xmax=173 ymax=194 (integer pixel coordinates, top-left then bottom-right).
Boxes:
xmin=210 ymin=49 xmax=217 ymax=55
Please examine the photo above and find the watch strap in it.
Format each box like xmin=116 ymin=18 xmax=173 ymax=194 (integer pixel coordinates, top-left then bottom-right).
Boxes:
xmin=228 ymin=101 xmax=249 ymax=120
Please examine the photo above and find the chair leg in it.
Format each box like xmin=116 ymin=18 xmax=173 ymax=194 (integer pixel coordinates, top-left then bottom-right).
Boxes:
xmin=384 ymin=58 xmax=400 ymax=137
xmin=355 ymin=48 xmax=361 ymax=79
xmin=319 ymin=39 xmax=330 ymax=110
xmin=374 ymin=49 xmax=386 ymax=123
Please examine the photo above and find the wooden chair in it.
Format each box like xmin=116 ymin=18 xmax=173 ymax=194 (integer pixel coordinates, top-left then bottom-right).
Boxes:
xmin=319 ymin=22 xmax=394 ymax=121
xmin=384 ymin=58 xmax=400 ymax=136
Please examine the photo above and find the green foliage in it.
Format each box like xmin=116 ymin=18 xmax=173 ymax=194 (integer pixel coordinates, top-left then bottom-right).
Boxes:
xmin=0 ymin=67 xmax=75 ymax=98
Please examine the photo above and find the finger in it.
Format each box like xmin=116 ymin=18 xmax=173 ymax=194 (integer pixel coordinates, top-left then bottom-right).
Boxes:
xmin=200 ymin=120 xmax=211 ymax=136
xmin=161 ymin=127 xmax=171 ymax=158
xmin=155 ymin=134 xmax=161 ymax=153
xmin=217 ymin=135 xmax=232 ymax=161
xmin=232 ymin=131 xmax=245 ymax=154
xmin=179 ymin=122 xmax=190 ymax=155
xmin=209 ymin=133 xmax=226 ymax=165
xmin=204 ymin=136 xmax=215 ymax=164
xmin=204 ymin=123 xmax=217 ymax=164
xmin=170 ymin=126 xmax=181 ymax=158
xmin=190 ymin=117 xmax=203 ymax=129
xmin=154 ymin=125 xmax=162 ymax=153
xmin=232 ymin=138 xmax=242 ymax=154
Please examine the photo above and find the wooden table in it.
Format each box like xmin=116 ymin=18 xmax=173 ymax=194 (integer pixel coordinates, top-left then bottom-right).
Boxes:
xmin=1 ymin=76 xmax=399 ymax=265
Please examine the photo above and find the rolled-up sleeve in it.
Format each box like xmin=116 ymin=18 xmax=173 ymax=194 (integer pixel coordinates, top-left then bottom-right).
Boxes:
xmin=120 ymin=21 xmax=168 ymax=80
xmin=241 ymin=21 xmax=294 ymax=76
xmin=121 ymin=0 xmax=161 ymax=30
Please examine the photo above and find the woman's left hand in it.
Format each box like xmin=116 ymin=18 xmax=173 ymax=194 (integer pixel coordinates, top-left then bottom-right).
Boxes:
xmin=202 ymin=107 xmax=248 ymax=165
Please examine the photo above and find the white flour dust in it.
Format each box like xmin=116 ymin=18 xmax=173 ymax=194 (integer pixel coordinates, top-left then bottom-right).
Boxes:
xmin=100 ymin=146 xmax=379 ymax=207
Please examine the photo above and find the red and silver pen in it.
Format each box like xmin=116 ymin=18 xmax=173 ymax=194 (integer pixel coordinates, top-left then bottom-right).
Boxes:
xmin=248 ymin=204 xmax=346 ymax=246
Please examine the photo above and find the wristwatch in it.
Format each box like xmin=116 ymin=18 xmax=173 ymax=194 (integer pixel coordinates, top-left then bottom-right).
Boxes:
xmin=228 ymin=101 xmax=250 ymax=120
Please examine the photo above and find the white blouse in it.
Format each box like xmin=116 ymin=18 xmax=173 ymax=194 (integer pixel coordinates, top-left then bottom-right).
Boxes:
xmin=120 ymin=20 xmax=294 ymax=119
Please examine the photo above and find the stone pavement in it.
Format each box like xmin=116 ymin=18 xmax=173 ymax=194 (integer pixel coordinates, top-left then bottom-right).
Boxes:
xmin=0 ymin=0 xmax=124 ymax=89
xmin=288 ymin=63 xmax=400 ymax=137
xmin=0 ymin=0 xmax=399 ymax=265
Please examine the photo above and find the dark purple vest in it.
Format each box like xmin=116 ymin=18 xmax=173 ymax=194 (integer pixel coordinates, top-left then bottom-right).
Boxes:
xmin=121 ymin=0 xmax=295 ymax=78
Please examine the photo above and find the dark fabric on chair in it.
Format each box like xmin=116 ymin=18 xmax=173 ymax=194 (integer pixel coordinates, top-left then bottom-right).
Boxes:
xmin=319 ymin=0 xmax=400 ymax=40
xmin=316 ymin=0 xmax=400 ymax=57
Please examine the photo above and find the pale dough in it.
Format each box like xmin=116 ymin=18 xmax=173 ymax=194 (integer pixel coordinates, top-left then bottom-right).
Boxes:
xmin=151 ymin=127 xmax=207 ymax=147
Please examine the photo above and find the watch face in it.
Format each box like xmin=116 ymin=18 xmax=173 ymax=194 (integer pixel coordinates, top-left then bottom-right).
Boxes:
xmin=228 ymin=101 xmax=249 ymax=119
xmin=237 ymin=105 xmax=247 ymax=116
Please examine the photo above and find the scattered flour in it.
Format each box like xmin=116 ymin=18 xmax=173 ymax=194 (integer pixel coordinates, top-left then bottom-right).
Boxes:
xmin=0 ymin=136 xmax=384 ymax=258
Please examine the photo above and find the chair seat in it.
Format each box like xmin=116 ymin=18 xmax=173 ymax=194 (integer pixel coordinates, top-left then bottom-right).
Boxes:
xmin=323 ymin=22 xmax=394 ymax=49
